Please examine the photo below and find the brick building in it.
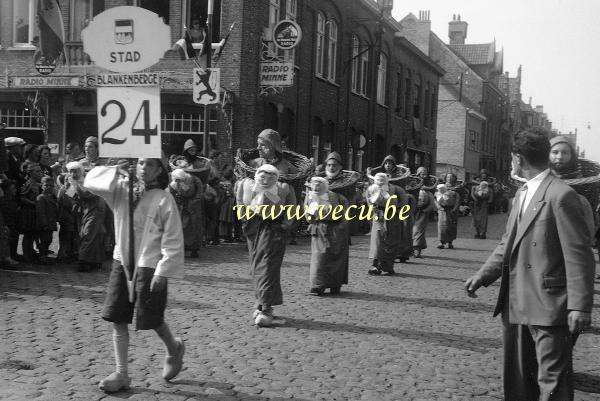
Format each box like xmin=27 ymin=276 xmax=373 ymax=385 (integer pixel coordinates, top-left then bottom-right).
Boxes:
xmin=398 ymin=12 xmax=510 ymax=181
xmin=0 ymin=0 xmax=443 ymax=172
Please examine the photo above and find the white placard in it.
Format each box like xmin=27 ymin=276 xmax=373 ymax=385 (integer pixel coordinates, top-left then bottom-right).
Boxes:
xmin=47 ymin=143 xmax=60 ymax=154
xmin=97 ymin=86 xmax=161 ymax=158
xmin=81 ymin=6 xmax=171 ymax=73
xmin=193 ymin=68 xmax=220 ymax=105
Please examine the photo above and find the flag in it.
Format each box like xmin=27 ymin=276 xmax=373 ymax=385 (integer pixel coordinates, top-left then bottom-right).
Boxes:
xmin=37 ymin=0 xmax=65 ymax=64
xmin=173 ymin=30 xmax=195 ymax=60
xmin=215 ymin=22 xmax=236 ymax=59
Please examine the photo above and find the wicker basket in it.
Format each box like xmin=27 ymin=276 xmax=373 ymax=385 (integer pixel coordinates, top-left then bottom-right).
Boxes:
xmin=169 ymin=155 xmax=212 ymax=183
xmin=420 ymin=175 xmax=440 ymax=191
xmin=368 ymin=164 xmax=411 ymax=183
xmin=234 ymin=148 xmax=313 ymax=184
xmin=307 ymin=170 xmax=361 ymax=190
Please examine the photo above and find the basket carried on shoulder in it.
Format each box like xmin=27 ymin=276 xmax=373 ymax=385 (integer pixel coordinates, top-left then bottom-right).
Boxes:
xmin=169 ymin=155 xmax=212 ymax=183
xmin=308 ymin=170 xmax=361 ymax=191
xmin=368 ymin=164 xmax=411 ymax=183
xmin=234 ymin=148 xmax=313 ymax=184
xmin=419 ymin=175 xmax=440 ymax=191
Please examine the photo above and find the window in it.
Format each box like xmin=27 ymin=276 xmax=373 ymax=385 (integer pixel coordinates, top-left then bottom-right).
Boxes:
xmin=404 ymin=71 xmax=412 ymax=118
xmin=359 ymin=45 xmax=369 ymax=96
xmin=137 ymin=0 xmax=169 ymax=24
xmin=376 ymin=53 xmax=388 ymax=105
xmin=268 ymin=0 xmax=296 ymax=62
xmin=351 ymin=35 xmax=360 ymax=92
xmin=185 ymin=0 xmax=222 ymax=42
xmin=468 ymin=130 xmax=479 ymax=151
xmin=424 ymin=83 xmax=430 ymax=128
xmin=0 ymin=107 xmax=41 ymax=129
xmin=70 ymin=0 xmax=104 ymax=41
xmin=315 ymin=13 xmax=325 ymax=77
xmin=321 ymin=120 xmax=334 ymax=161
xmin=395 ymin=69 xmax=403 ymax=115
xmin=326 ymin=20 xmax=338 ymax=81
xmin=414 ymin=75 xmax=422 ymax=118
xmin=13 ymin=0 xmax=38 ymax=46
xmin=430 ymin=89 xmax=437 ymax=129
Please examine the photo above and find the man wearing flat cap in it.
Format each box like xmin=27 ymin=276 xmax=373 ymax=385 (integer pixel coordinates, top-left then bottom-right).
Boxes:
xmin=4 ymin=136 xmax=26 ymax=192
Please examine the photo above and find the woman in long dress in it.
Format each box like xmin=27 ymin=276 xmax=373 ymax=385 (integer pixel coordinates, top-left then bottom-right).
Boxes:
xmin=366 ymin=173 xmax=404 ymax=275
xmin=412 ymin=187 xmax=435 ymax=258
xmin=434 ymin=184 xmax=460 ymax=249
xmin=236 ymin=164 xmax=295 ymax=327
xmin=169 ymin=169 xmax=205 ymax=257
xmin=471 ymin=181 xmax=494 ymax=239
xmin=305 ymin=176 xmax=349 ymax=296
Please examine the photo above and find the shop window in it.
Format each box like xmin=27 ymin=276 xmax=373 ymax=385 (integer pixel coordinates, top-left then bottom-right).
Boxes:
xmin=70 ymin=0 xmax=104 ymax=41
xmin=13 ymin=0 xmax=39 ymax=47
xmin=161 ymin=108 xmax=217 ymax=156
xmin=0 ymin=107 xmax=41 ymax=129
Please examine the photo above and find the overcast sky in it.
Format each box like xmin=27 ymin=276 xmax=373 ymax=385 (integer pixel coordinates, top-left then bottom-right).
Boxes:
xmin=392 ymin=0 xmax=600 ymax=162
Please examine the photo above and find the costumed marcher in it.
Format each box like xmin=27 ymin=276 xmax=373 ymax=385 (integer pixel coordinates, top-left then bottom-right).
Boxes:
xmin=434 ymin=183 xmax=460 ymax=249
xmin=169 ymin=168 xmax=205 ymax=257
xmin=35 ymin=175 xmax=58 ymax=263
xmin=56 ymin=169 xmax=80 ymax=263
xmin=305 ymin=176 xmax=349 ymax=296
xmin=412 ymin=167 xmax=436 ymax=258
xmin=236 ymin=164 xmax=295 ymax=327
xmin=548 ymin=135 xmax=598 ymax=241
xmin=365 ymin=173 xmax=405 ymax=275
xmin=367 ymin=155 xmax=414 ymax=262
xmin=465 ymin=127 xmax=595 ymax=401
xmin=248 ymin=129 xmax=299 ymax=245
xmin=20 ymin=163 xmax=42 ymax=263
xmin=322 ymin=151 xmax=360 ymax=241
xmin=170 ymin=139 xmax=214 ymax=176
xmin=84 ymin=158 xmax=186 ymax=393
xmin=471 ymin=180 xmax=494 ymax=239
xmin=67 ymin=161 xmax=108 ymax=272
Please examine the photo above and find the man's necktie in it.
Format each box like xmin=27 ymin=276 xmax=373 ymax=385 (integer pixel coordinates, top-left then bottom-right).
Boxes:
xmin=518 ymin=184 xmax=528 ymax=221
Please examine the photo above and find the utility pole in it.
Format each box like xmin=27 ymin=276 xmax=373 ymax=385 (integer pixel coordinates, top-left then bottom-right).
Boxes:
xmin=202 ymin=0 xmax=214 ymax=157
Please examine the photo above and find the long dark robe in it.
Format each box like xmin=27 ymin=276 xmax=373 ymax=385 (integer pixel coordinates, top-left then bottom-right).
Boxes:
xmin=306 ymin=191 xmax=349 ymax=289
xmin=471 ymin=187 xmax=494 ymax=235
xmin=413 ymin=190 xmax=435 ymax=250
xmin=397 ymin=192 xmax=415 ymax=259
xmin=241 ymin=182 xmax=296 ymax=309
xmin=171 ymin=175 xmax=205 ymax=251
xmin=77 ymin=193 xmax=107 ymax=264
xmin=435 ymin=190 xmax=460 ymax=243
xmin=367 ymin=184 xmax=405 ymax=273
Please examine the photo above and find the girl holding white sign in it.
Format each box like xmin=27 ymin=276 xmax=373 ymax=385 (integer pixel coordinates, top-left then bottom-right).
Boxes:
xmin=84 ymin=158 xmax=186 ymax=392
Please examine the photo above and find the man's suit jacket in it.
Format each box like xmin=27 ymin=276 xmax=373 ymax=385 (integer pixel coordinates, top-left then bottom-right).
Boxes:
xmin=477 ymin=173 xmax=595 ymax=326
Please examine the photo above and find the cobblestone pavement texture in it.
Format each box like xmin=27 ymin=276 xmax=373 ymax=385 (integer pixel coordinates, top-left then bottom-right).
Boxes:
xmin=2 ymin=214 xmax=600 ymax=400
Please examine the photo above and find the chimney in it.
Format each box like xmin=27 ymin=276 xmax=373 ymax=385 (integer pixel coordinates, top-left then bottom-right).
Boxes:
xmin=378 ymin=0 xmax=393 ymax=16
xmin=448 ymin=14 xmax=468 ymax=44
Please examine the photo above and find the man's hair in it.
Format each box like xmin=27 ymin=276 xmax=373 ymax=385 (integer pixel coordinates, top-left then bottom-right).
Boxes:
xmin=512 ymin=127 xmax=551 ymax=167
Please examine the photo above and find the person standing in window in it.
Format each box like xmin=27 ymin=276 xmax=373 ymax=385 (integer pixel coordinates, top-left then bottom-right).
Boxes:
xmin=189 ymin=19 xmax=206 ymax=43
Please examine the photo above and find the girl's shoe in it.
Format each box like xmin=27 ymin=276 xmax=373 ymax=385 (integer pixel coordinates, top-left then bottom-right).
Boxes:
xmin=99 ymin=372 xmax=131 ymax=393
xmin=309 ymin=287 xmax=325 ymax=296
xmin=330 ymin=287 xmax=341 ymax=295
xmin=163 ymin=338 xmax=185 ymax=381
xmin=368 ymin=267 xmax=382 ymax=275
xmin=437 ymin=242 xmax=445 ymax=249
xmin=448 ymin=243 xmax=454 ymax=249
xmin=255 ymin=309 xmax=274 ymax=327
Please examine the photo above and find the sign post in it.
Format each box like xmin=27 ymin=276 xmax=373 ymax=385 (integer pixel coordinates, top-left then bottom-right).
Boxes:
xmin=202 ymin=0 xmax=215 ymax=156
xmin=81 ymin=6 xmax=170 ymax=303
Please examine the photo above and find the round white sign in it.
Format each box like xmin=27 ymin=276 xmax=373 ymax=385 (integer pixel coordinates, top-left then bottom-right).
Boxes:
xmin=81 ymin=6 xmax=171 ymax=73
xmin=272 ymin=20 xmax=302 ymax=50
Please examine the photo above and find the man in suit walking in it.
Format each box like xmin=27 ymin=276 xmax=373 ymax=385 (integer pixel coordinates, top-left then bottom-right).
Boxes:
xmin=465 ymin=127 xmax=595 ymax=401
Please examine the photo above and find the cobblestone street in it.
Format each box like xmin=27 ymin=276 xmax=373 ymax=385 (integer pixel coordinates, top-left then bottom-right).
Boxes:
xmin=2 ymin=214 xmax=600 ymax=400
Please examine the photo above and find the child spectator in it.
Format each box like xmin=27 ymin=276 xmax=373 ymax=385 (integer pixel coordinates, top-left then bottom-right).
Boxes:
xmin=20 ymin=164 xmax=42 ymax=263
xmin=0 ymin=179 xmax=21 ymax=262
xmin=36 ymin=176 xmax=58 ymax=264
